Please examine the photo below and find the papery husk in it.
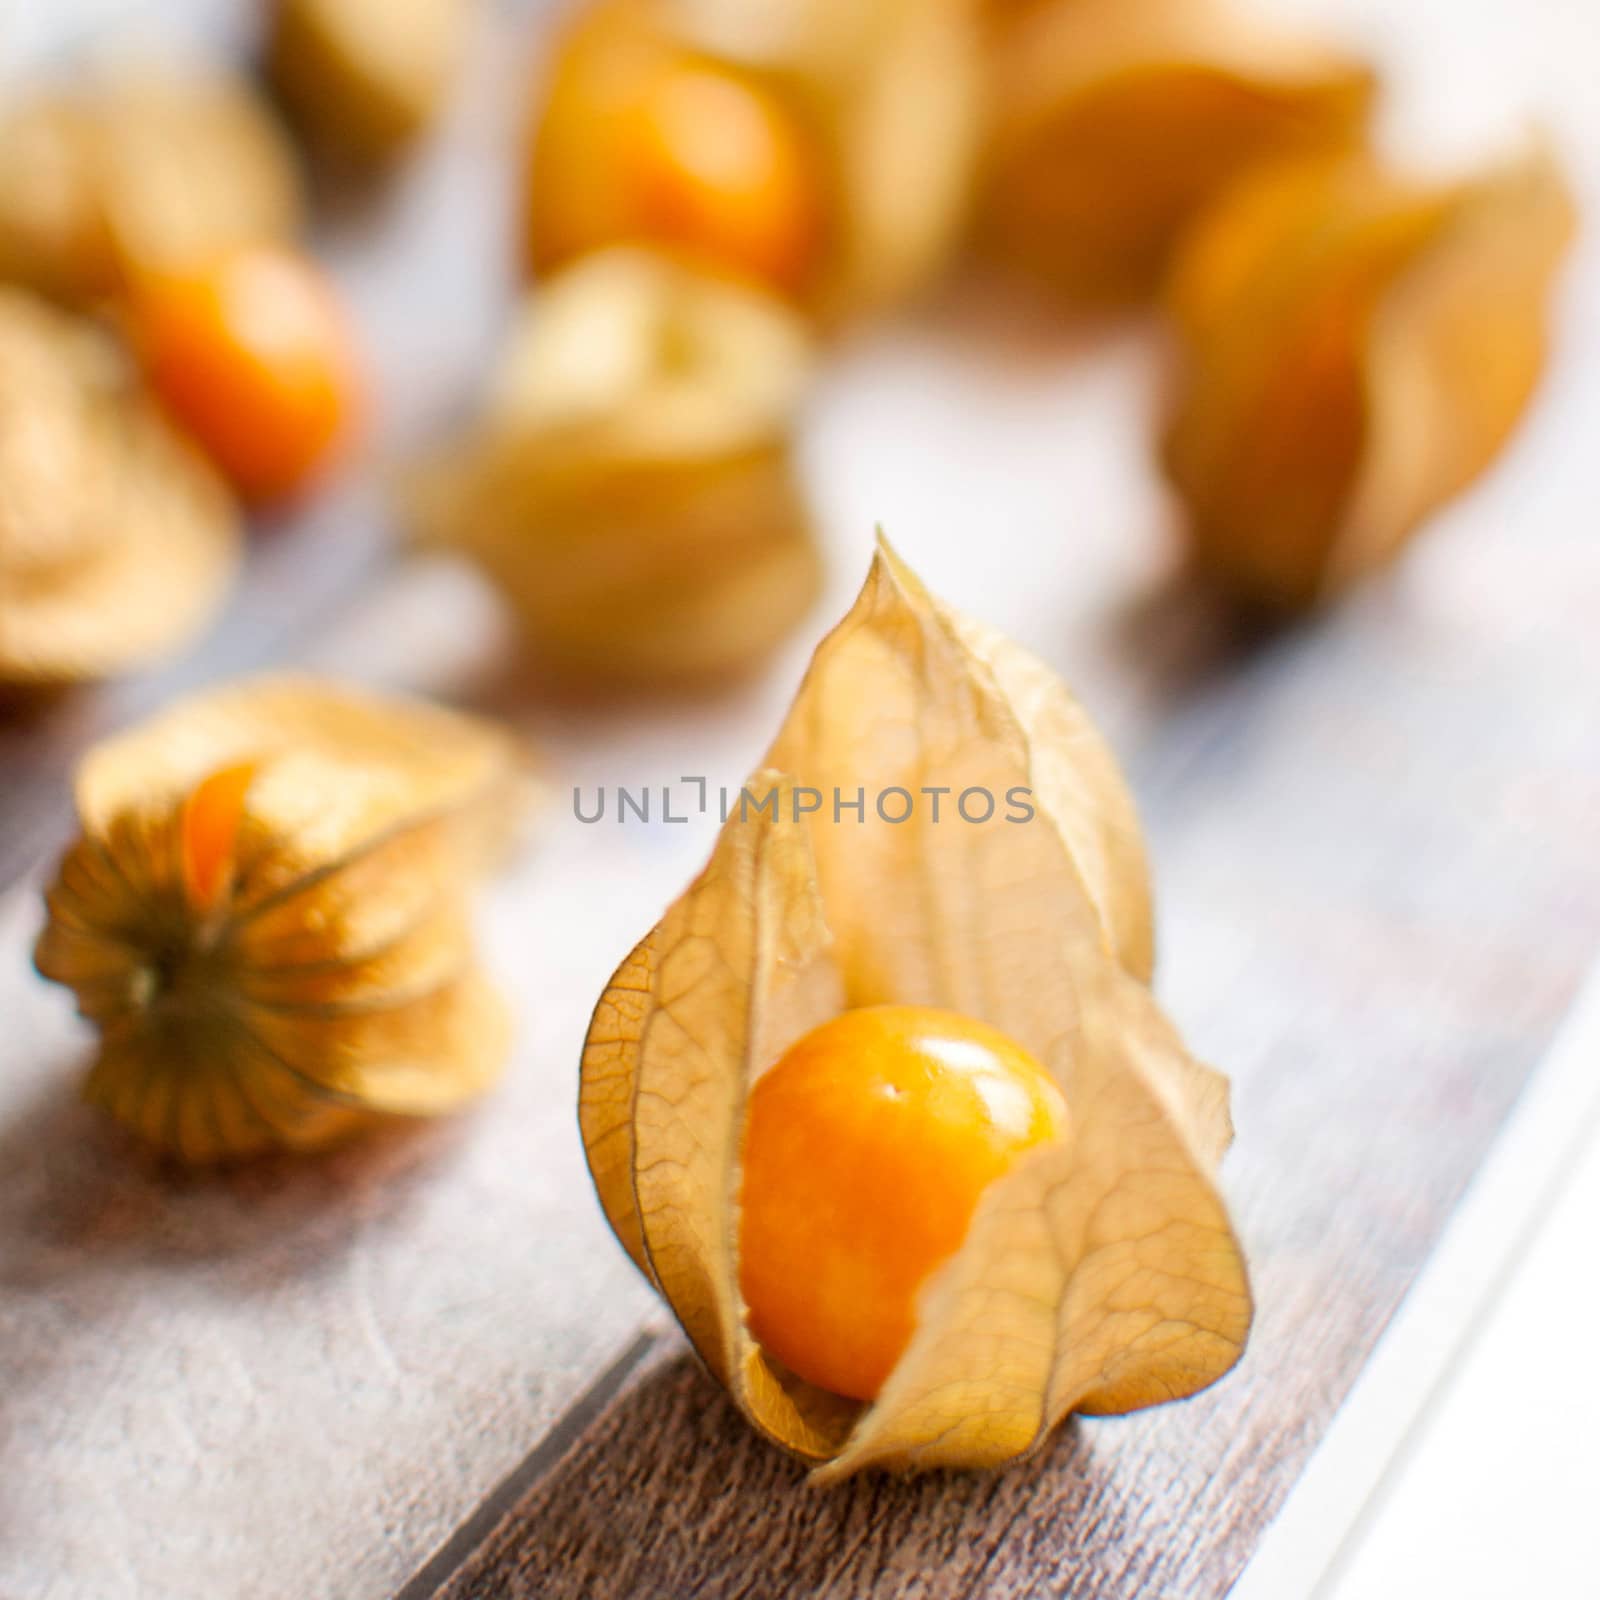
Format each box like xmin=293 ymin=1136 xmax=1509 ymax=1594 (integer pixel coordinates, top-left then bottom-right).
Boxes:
xmin=34 ymin=675 xmax=528 ymax=1163
xmin=528 ymin=0 xmax=982 ymax=324
xmin=580 ymin=540 xmax=1250 ymax=1475
xmin=1162 ymin=141 xmax=1575 ymax=611
xmin=670 ymin=0 xmax=985 ymax=322
xmin=269 ymin=0 xmax=473 ymax=165
xmin=410 ymin=248 xmax=822 ymax=683
xmin=0 ymin=65 xmax=303 ymax=307
xmin=979 ymin=0 xmax=1374 ymax=308
xmin=0 ymin=288 xmax=240 ymax=684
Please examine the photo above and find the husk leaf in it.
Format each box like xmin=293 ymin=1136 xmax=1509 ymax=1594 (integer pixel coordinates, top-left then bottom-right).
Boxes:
xmin=269 ymin=0 xmax=471 ymax=166
xmin=0 ymin=65 xmax=302 ymax=306
xmin=979 ymin=0 xmax=1374 ymax=307
xmin=528 ymin=0 xmax=980 ymax=324
xmin=669 ymin=0 xmax=984 ymax=323
xmin=579 ymin=540 xmax=1250 ymax=1474
xmin=410 ymin=248 xmax=821 ymax=683
xmin=35 ymin=675 xmax=528 ymax=1162
xmin=0 ymin=288 xmax=240 ymax=684
xmin=1162 ymin=140 xmax=1576 ymax=610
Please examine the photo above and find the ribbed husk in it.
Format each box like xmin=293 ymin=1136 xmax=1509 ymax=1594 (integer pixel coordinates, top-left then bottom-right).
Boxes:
xmin=527 ymin=0 xmax=983 ymax=324
xmin=978 ymin=0 xmax=1374 ymax=308
xmin=0 ymin=288 xmax=240 ymax=685
xmin=34 ymin=675 xmax=529 ymax=1163
xmin=579 ymin=540 xmax=1250 ymax=1476
xmin=410 ymin=247 xmax=822 ymax=684
xmin=0 ymin=64 xmax=303 ymax=307
xmin=268 ymin=0 xmax=473 ymax=166
xmin=1162 ymin=141 xmax=1575 ymax=611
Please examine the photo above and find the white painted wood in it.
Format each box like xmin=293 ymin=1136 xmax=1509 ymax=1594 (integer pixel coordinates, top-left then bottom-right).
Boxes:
xmin=1330 ymin=1098 xmax=1600 ymax=1600
xmin=1230 ymin=958 xmax=1600 ymax=1600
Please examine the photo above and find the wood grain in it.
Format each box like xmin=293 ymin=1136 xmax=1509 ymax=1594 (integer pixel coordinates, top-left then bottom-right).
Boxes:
xmin=428 ymin=505 xmax=1600 ymax=1598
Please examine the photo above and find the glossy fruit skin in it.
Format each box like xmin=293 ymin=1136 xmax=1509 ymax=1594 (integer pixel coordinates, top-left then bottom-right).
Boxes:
xmin=739 ymin=1005 xmax=1067 ymax=1402
xmin=130 ymin=245 xmax=361 ymax=503
xmin=526 ymin=4 xmax=826 ymax=298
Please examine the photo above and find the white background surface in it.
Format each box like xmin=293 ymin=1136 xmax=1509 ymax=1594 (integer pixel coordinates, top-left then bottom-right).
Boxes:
xmin=1233 ymin=965 xmax=1600 ymax=1599
xmin=1331 ymin=1119 xmax=1600 ymax=1600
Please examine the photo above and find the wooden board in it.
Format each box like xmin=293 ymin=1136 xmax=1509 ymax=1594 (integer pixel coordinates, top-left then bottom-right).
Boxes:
xmin=425 ymin=316 xmax=1600 ymax=1598
xmin=2 ymin=2 xmax=1599 ymax=1598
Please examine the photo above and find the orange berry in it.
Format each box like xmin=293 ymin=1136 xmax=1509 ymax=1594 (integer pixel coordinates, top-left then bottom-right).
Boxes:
xmin=180 ymin=762 xmax=258 ymax=913
xmin=623 ymin=62 xmax=824 ymax=294
xmin=738 ymin=1005 xmax=1066 ymax=1401
xmin=130 ymin=245 xmax=361 ymax=503
xmin=527 ymin=7 xmax=826 ymax=297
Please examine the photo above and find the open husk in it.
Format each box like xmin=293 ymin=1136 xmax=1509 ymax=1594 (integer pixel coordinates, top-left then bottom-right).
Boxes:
xmin=410 ymin=247 xmax=821 ymax=684
xmin=1162 ymin=141 xmax=1576 ymax=610
xmin=0 ymin=65 xmax=303 ymax=307
xmin=269 ymin=0 xmax=474 ymax=166
xmin=528 ymin=0 xmax=982 ymax=324
xmin=580 ymin=541 xmax=1250 ymax=1476
xmin=35 ymin=676 xmax=528 ymax=1163
xmin=0 ymin=288 xmax=240 ymax=684
xmin=978 ymin=0 xmax=1374 ymax=308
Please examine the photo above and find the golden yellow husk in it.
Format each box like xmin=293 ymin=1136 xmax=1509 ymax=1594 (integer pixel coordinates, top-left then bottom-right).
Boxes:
xmin=410 ymin=247 xmax=823 ymax=684
xmin=269 ymin=0 xmax=474 ymax=166
xmin=579 ymin=540 xmax=1250 ymax=1476
xmin=978 ymin=0 xmax=1374 ymax=308
xmin=34 ymin=675 xmax=530 ymax=1163
xmin=0 ymin=64 xmax=303 ymax=306
xmin=530 ymin=0 xmax=983 ymax=324
xmin=1162 ymin=140 xmax=1576 ymax=610
xmin=0 ymin=288 xmax=240 ymax=685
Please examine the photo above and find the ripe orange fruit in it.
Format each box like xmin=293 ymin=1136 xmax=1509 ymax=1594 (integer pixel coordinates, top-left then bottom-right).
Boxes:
xmin=526 ymin=5 xmax=826 ymax=297
xmin=622 ymin=62 xmax=825 ymax=294
xmin=739 ymin=1005 xmax=1067 ymax=1402
xmin=129 ymin=244 xmax=361 ymax=503
xmin=179 ymin=762 xmax=258 ymax=912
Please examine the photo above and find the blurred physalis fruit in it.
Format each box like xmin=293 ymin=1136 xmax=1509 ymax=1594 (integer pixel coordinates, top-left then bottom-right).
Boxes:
xmin=526 ymin=0 xmax=828 ymax=297
xmin=411 ymin=247 xmax=821 ymax=683
xmin=269 ymin=0 xmax=474 ymax=166
xmin=35 ymin=675 xmax=531 ymax=1164
xmin=0 ymin=288 xmax=239 ymax=685
xmin=979 ymin=0 xmax=1374 ymax=308
xmin=0 ymin=65 xmax=302 ymax=308
xmin=128 ymin=244 xmax=364 ymax=504
xmin=1163 ymin=141 xmax=1575 ymax=611
xmin=580 ymin=540 xmax=1249 ymax=1476
xmin=527 ymin=0 xmax=981 ymax=323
